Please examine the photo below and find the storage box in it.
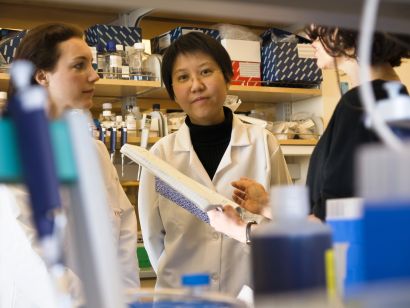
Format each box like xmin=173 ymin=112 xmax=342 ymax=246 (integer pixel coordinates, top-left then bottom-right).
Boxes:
xmin=85 ymin=24 xmax=142 ymax=51
xmin=151 ymin=27 xmax=220 ymax=54
xmin=261 ymin=28 xmax=322 ymax=87
xmin=221 ymin=39 xmax=261 ymax=86
xmin=0 ymin=30 xmax=28 ymax=63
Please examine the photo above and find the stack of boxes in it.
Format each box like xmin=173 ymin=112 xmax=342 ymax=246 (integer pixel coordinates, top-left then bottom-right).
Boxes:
xmin=0 ymin=30 xmax=28 ymax=64
xmin=150 ymin=26 xmax=220 ymax=55
xmin=221 ymin=39 xmax=261 ymax=86
xmin=84 ymin=24 xmax=142 ymax=51
xmin=260 ymin=28 xmax=322 ymax=87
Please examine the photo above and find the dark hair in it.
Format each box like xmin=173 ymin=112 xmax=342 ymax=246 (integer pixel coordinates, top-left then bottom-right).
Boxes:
xmin=161 ymin=31 xmax=233 ymax=100
xmin=8 ymin=23 xmax=83 ymax=98
xmin=305 ymin=24 xmax=410 ymax=67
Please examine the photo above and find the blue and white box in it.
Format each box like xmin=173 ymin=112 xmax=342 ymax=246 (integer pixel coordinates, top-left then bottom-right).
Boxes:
xmin=260 ymin=28 xmax=322 ymax=87
xmin=0 ymin=30 xmax=28 ymax=63
xmin=151 ymin=27 xmax=220 ymax=54
xmin=85 ymin=24 xmax=142 ymax=51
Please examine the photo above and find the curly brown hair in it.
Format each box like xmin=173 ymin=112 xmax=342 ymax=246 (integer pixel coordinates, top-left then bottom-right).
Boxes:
xmin=304 ymin=24 xmax=410 ymax=67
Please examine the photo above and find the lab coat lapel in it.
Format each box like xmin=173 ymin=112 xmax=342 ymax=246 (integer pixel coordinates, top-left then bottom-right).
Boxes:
xmin=174 ymin=123 xmax=214 ymax=188
xmin=214 ymin=116 xmax=251 ymax=177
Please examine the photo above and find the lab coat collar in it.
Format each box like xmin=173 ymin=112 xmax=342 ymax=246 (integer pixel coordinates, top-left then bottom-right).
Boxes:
xmin=215 ymin=115 xmax=251 ymax=174
xmin=173 ymin=115 xmax=252 ymax=180
xmin=173 ymin=115 xmax=251 ymax=151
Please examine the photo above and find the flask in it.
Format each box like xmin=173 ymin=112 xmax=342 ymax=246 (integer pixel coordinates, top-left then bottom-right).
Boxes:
xmin=251 ymin=185 xmax=333 ymax=306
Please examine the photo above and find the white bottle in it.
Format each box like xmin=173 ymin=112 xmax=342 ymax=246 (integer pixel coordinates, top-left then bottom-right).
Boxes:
xmin=101 ymin=102 xmax=114 ymax=129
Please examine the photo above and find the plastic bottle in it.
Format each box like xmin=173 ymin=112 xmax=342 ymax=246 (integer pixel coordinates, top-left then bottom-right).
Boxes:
xmin=150 ymin=103 xmax=167 ymax=137
xmin=181 ymin=273 xmax=210 ymax=296
xmin=251 ymin=185 xmax=333 ymax=306
xmin=105 ymin=40 xmax=121 ymax=79
xmin=125 ymin=105 xmax=137 ymax=132
xmin=100 ymin=102 xmax=114 ymax=129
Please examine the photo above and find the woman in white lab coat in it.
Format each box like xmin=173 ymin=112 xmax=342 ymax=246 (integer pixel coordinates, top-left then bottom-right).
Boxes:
xmin=138 ymin=32 xmax=291 ymax=296
xmin=5 ymin=23 xmax=140 ymax=306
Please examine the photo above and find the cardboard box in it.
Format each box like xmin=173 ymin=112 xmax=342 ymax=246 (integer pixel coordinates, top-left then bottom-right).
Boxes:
xmin=221 ymin=39 xmax=261 ymax=86
xmin=231 ymin=61 xmax=261 ymax=86
xmin=151 ymin=27 xmax=220 ymax=54
xmin=85 ymin=24 xmax=142 ymax=51
xmin=0 ymin=30 xmax=28 ymax=63
xmin=260 ymin=28 xmax=322 ymax=87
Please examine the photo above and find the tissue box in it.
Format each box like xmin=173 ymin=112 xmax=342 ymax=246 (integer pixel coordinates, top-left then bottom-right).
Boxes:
xmin=85 ymin=24 xmax=142 ymax=51
xmin=0 ymin=30 xmax=28 ymax=63
xmin=261 ymin=28 xmax=322 ymax=87
xmin=151 ymin=27 xmax=220 ymax=54
xmin=221 ymin=39 xmax=261 ymax=86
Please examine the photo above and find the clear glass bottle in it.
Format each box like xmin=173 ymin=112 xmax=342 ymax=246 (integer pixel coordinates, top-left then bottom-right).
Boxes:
xmin=96 ymin=43 xmax=106 ymax=78
xmin=125 ymin=105 xmax=137 ymax=132
xmin=89 ymin=46 xmax=98 ymax=72
xmin=105 ymin=40 xmax=122 ymax=79
xmin=129 ymin=42 xmax=146 ymax=81
xmin=0 ymin=91 xmax=7 ymax=117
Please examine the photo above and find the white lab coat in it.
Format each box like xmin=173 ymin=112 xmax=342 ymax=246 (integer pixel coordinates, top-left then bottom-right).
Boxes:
xmin=5 ymin=140 xmax=140 ymax=306
xmin=138 ymin=115 xmax=291 ymax=296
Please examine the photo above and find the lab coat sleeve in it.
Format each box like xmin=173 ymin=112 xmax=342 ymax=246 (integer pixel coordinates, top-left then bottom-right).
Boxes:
xmin=94 ymin=141 xmax=140 ymax=292
xmin=266 ymin=132 xmax=292 ymax=185
xmin=137 ymin=147 xmax=165 ymax=273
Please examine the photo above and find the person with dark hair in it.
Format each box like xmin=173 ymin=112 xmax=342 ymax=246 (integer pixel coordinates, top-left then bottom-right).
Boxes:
xmin=138 ymin=31 xmax=291 ymax=295
xmin=5 ymin=23 xmax=140 ymax=305
xmin=210 ymin=25 xmax=410 ymax=235
xmin=304 ymin=24 xmax=409 ymax=220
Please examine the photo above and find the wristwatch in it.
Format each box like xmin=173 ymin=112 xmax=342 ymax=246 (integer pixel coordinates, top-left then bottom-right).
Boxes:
xmin=246 ymin=220 xmax=257 ymax=245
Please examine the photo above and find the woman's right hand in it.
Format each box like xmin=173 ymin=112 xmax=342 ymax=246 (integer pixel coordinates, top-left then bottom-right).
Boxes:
xmin=231 ymin=177 xmax=269 ymax=215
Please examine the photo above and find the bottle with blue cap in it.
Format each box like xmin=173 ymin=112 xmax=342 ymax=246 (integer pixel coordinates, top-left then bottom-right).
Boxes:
xmin=181 ymin=273 xmax=210 ymax=295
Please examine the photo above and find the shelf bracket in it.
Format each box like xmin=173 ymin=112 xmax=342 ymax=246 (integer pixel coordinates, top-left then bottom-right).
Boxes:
xmin=114 ymin=8 xmax=155 ymax=27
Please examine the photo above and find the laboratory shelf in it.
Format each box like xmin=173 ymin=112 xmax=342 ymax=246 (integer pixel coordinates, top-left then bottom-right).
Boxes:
xmin=0 ymin=73 xmax=321 ymax=104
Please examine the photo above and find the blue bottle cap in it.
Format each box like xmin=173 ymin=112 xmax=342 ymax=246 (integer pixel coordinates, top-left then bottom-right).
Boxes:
xmin=181 ymin=273 xmax=210 ymax=286
xmin=96 ymin=43 xmax=104 ymax=53
xmin=106 ymin=40 xmax=116 ymax=52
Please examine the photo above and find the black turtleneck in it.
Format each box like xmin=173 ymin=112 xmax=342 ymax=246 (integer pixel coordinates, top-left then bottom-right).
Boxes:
xmin=185 ymin=107 xmax=233 ymax=179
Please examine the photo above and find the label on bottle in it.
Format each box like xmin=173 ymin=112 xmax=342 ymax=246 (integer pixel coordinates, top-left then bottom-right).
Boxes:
xmin=122 ymin=65 xmax=130 ymax=79
xmin=110 ymin=55 xmax=122 ymax=68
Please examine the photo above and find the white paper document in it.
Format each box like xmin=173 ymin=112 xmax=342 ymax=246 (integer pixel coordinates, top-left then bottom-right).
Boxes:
xmin=121 ymin=144 xmax=238 ymax=222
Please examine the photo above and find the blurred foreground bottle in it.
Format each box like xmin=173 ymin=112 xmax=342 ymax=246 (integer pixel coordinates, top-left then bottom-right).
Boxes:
xmin=252 ymin=185 xmax=334 ymax=307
